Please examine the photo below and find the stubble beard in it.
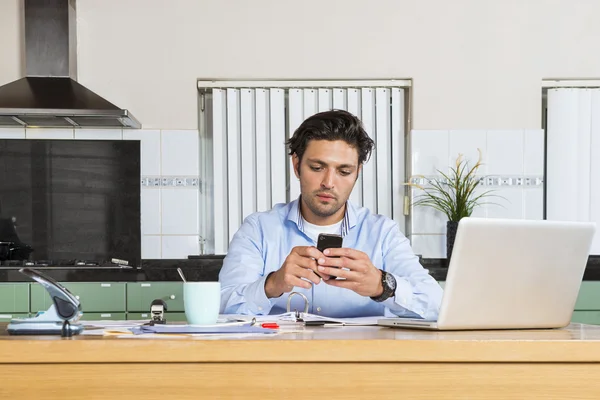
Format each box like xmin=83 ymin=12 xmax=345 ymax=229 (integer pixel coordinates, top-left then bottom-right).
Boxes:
xmin=304 ymin=193 xmax=343 ymax=219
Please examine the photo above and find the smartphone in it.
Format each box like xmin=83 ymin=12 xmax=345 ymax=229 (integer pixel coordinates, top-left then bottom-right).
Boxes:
xmin=316 ymin=233 xmax=343 ymax=279
xmin=317 ymin=233 xmax=343 ymax=253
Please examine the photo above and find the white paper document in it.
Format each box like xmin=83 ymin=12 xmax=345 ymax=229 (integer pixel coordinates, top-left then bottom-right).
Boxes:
xmin=226 ymin=313 xmax=380 ymax=326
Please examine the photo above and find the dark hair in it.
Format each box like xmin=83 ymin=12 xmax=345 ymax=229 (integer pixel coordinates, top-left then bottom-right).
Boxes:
xmin=286 ymin=110 xmax=375 ymax=165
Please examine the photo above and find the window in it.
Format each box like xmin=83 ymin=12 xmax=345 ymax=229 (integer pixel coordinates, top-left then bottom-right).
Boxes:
xmin=543 ymin=81 xmax=600 ymax=254
xmin=198 ymin=80 xmax=411 ymax=254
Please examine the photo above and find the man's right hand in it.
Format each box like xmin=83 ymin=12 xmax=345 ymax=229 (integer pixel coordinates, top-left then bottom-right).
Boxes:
xmin=264 ymin=246 xmax=331 ymax=298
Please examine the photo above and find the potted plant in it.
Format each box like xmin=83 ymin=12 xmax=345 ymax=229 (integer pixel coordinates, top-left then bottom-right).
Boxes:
xmin=407 ymin=149 xmax=499 ymax=260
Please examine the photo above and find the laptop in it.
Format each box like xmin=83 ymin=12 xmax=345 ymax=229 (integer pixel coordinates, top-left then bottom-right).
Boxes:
xmin=378 ymin=217 xmax=596 ymax=330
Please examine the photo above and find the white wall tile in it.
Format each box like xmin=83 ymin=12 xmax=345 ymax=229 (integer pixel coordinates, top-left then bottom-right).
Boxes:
xmin=524 ymin=129 xmax=545 ymax=175
xmin=524 ymin=188 xmax=544 ymax=220
xmin=448 ymin=130 xmax=488 ymax=175
xmin=123 ymin=129 xmax=161 ymax=176
xmin=486 ymin=130 xmax=524 ymax=175
xmin=469 ymin=186 xmax=489 ymax=218
xmin=142 ymin=235 xmax=162 ymax=259
xmin=410 ymin=190 xmax=446 ymax=234
xmin=162 ymin=235 xmax=200 ymax=259
xmin=410 ymin=130 xmax=449 ymax=175
xmin=141 ymin=189 xmax=161 ymax=235
xmin=0 ymin=127 xmax=25 ymax=138
xmin=409 ymin=234 xmax=446 ymax=258
xmin=487 ymin=188 xmax=523 ymax=219
xmin=161 ymin=188 xmax=199 ymax=235
xmin=74 ymin=128 xmax=123 ymax=140
xmin=25 ymin=128 xmax=74 ymax=139
xmin=161 ymin=129 xmax=199 ymax=176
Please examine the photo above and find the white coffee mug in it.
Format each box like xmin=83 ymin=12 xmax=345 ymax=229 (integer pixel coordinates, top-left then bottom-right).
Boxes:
xmin=183 ymin=282 xmax=221 ymax=325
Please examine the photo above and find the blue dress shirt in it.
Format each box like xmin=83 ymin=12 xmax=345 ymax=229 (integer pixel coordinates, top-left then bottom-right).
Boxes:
xmin=219 ymin=198 xmax=443 ymax=319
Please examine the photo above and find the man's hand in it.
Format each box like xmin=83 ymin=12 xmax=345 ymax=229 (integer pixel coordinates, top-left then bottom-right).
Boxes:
xmin=264 ymin=246 xmax=332 ymax=298
xmin=316 ymin=248 xmax=384 ymax=298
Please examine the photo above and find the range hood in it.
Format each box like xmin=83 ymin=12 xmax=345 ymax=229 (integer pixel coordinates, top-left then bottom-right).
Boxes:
xmin=0 ymin=0 xmax=140 ymax=129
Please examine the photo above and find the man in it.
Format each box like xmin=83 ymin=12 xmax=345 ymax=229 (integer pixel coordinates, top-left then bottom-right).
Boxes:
xmin=219 ymin=110 xmax=442 ymax=319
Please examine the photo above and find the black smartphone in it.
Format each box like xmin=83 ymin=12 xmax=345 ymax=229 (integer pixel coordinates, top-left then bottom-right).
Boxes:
xmin=317 ymin=233 xmax=343 ymax=253
xmin=316 ymin=233 xmax=343 ymax=279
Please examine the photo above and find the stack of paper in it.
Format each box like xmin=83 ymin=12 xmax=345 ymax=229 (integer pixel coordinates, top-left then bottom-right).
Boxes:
xmin=129 ymin=324 xmax=277 ymax=335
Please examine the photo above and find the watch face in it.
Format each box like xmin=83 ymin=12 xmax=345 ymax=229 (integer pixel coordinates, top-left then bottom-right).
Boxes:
xmin=385 ymin=272 xmax=396 ymax=290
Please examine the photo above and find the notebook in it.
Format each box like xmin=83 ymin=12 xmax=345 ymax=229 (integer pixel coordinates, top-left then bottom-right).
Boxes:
xmin=378 ymin=217 xmax=596 ymax=331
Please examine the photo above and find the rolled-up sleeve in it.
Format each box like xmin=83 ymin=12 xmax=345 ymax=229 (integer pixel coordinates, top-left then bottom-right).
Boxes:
xmin=218 ymin=216 xmax=275 ymax=315
xmin=379 ymin=222 xmax=443 ymax=320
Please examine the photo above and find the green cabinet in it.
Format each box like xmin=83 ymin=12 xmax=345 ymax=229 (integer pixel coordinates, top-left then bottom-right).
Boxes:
xmin=0 ymin=283 xmax=29 ymax=313
xmin=574 ymin=282 xmax=600 ymax=310
xmin=0 ymin=313 xmax=29 ymax=322
xmin=30 ymin=282 xmax=126 ymax=314
xmin=0 ymin=281 xmax=190 ymax=321
xmin=126 ymin=282 xmax=184 ymax=312
xmin=80 ymin=312 xmax=127 ymax=321
xmin=572 ymin=311 xmax=600 ymax=325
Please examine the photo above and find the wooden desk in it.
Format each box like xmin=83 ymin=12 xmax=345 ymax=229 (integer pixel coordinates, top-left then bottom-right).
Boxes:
xmin=1 ymin=322 xmax=600 ymax=399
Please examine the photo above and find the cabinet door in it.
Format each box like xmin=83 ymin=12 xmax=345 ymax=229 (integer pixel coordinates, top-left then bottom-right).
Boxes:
xmin=572 ymin=311 xmax=600 ymax=325
xmin=30 ymin=282 xmax=126 ymax=313
xmin=126 ymin=282 xmax=184 ymax=312
xmin=80 ymin=312 xmax=127 ymax=321
xmin=0 ymin=313 xmax=29 ymax=322
xmin=0 ymin=283 xmax=29 ymax=313
xmin=574 ymin=282 xmax=600 ymax=310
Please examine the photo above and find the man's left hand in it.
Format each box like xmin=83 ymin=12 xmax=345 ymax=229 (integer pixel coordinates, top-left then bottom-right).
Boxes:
xmin=317 ymin=248 xmax=383 ymax=298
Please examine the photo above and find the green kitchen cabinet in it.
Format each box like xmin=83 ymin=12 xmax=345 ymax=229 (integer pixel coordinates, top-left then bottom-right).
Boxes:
xmin=0 ymin=283 xmax=29 ymax=313
xmin=80 ymin=312 xmax=127 ymax=321
xmin=126 ymin=282 xmax=184 ymax=313
xmin=30 ymin=282 xmax=126 ymax=314
xmin=574 ymin=282 xmax=600 ymax=310
xmin=0 ymin=313 xmax=29 ymax=322
xmin=572 ymin=311 xmax=600 ymax=325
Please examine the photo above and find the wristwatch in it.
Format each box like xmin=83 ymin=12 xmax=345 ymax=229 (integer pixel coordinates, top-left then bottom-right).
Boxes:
xmin=370 ymin=269 xmax=396 ymax=303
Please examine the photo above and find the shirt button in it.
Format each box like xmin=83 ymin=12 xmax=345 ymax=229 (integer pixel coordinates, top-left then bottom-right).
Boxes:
xmin=258 ymin=306 xmax=263 ymax=311
xmin=316 ymin=307 xmax=322 ymax=312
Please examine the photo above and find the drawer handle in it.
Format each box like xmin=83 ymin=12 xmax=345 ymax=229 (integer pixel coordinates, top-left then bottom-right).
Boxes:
xmin=170 ymin=295 xmax=176 ymax=300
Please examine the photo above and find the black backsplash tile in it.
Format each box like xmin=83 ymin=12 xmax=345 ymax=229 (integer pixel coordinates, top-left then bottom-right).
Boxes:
xmin=2 ymin=255 xmax=599 ymax=282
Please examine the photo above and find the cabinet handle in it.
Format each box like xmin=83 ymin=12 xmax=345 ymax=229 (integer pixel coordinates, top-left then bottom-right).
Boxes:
xmin=170 ymin=295 xmax=176 ymax=300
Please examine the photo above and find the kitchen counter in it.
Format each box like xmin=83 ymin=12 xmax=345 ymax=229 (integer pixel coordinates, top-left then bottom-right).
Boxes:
xmin=0 ymin=255 xmax=599 ymax=282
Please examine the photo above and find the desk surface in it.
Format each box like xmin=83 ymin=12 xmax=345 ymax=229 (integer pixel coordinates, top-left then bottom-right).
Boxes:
xmin=2 ymin=322 xmax=600 ymax=364
xmin=3 ymin=323 xmax=600 ymax=399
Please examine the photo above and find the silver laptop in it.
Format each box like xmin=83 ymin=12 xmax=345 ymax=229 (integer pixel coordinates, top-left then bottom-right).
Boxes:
xmin=378 ymin=217 xmax=596 ymax=330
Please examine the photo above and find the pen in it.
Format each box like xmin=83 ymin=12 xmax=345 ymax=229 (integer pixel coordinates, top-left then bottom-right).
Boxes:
xmin=261 ymin=323 xmax=279 ymax=329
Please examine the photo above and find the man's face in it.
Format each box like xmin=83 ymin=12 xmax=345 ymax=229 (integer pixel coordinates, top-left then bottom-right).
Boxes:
xmin=293 ymin=139 xmax=360 ymax=225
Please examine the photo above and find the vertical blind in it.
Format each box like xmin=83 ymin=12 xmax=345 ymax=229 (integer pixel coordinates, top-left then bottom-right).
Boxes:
xmin=546 ymin=88 xmax=600 ymax=254
xmin=203 ymin=83 xmax=407 ymax=254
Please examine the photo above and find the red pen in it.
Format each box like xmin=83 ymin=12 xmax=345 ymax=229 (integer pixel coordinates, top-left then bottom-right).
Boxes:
xmin=261 ymin=323 xmax=279 ymax=329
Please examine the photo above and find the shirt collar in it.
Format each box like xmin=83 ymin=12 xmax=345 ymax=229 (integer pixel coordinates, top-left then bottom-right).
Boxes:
xmin=286 ymin=196 xmax=357 ymax=237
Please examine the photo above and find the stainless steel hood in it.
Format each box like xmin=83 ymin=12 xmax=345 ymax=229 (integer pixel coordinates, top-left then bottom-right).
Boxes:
xmin=0 ymin=0 xmax=140 ymax=129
